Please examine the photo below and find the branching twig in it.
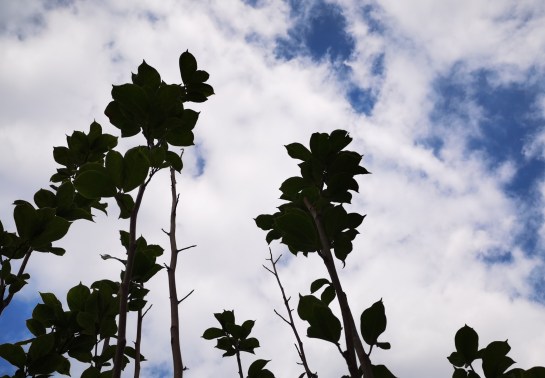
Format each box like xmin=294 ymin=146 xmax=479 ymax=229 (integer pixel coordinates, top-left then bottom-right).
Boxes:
xmin=1 ymin=247 xmax=33 ymax=316
xmin=264 ymin=248 xmax=317 ymax=378
xmin=177 ymin=289 xmax=194 ymax=305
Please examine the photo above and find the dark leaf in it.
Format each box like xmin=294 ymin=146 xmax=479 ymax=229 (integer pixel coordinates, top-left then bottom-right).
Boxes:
xmin=179 ymin=51 xmax=197 ymax=84
xmin=81 ymin=366 xmax=100 ymax=378
xmin=248 ymin=359 xmax=270 ymax=378
xmin=123 ymin=147 xmax=150 ymax=193
xmin=455 ymin=325 xmax=480 ymax=367
xmin=74 ymin=171 xmax=117 ymax=199
xmin=448 ymin=352 xmax=466 ymax=368
xmin=266 ymin=229 xmax=282 ymax=244
xmin=285 ymin=143 xmax=312 ymax=161
xmin=240 ymin=320 xmax=255 ymax=339
xmin=371 ymin=364 xmax=397 ymax=378
xmin=453 ymin=368 xmax=468 ymax=378
xmin=310 ymin=278 xmax=330 ymax=294
xmin=34 ymin=189 xmax=57 ymax=209
xmin=255 ymin=215 xmax=275 ymax=231
xmin=360 ymin=299 xmax=387 ymax=346
xmin=202 ymin=327 xmax=225 ymax=340
xmin=482 ymin=341 xmax=513 ymax=378
xmin=14 ymin=202 xmax=39 ymax=240
xmin=28 ymin=353 xmax=65 ymax=376
xmin=166 ymin=131 xmax=194 ymax=147
xmin=26 ymin=319 xmax=46 ymax=337
xmin=0 ymin=343 xmax=26 ymax=368
xmin=306 ymin=305 xmax=342 ymax=344
xmin=111 ymin=84 xmax=149 ymax=117
xmin=280 ymin=177 xmax=313 ymax=195
xmin=328 ymin=130 xmax=352 ymax=154
xmin=309 ymin=133 xmax=330 ymax=163
xmin=165 ymin=151 xmax=183 ymax=172
xmin=320 ymin=286 xmax=336 ymax=306
xmin=239 ymin=337 xmax=260 ymax=353
xmin=28 ymin=334 xmax=55 ymax=361
xmin=275 ymin=209 xmax=319 ymax=250
xmin=67 ymin=283 xmax=90 ymax=312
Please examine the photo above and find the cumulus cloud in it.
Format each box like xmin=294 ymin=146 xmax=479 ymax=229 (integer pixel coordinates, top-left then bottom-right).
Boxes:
xmin=1 ymin=0 xmax=545 ymax=377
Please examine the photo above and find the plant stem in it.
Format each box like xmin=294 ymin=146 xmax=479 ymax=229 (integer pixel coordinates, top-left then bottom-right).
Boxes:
xmin=97 ymin=338 xmax=110 ymax=372
xmin=134 ymin=305 xmax=143 ymax=378
xmin=0 ymin=247 xmax=33 ymax=316
xmin=113 ymin=183 xmax=147 ymax=378
xmin=264 ymin=250 xmax=316 ymax=378
xmin=167 ymin=167 xmax=184 ymax=378
xmin=235 ymin=345 xmax=244 ymax=378
xmin=303 ymin=198 xmax=374 ymax=378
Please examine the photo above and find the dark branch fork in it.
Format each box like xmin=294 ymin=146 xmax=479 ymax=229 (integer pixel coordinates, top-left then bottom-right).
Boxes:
xmin=264 ymin=248 xmax=317 ymax=378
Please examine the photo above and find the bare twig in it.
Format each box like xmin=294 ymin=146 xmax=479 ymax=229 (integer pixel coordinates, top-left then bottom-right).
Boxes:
xmin=264 ymin=249 xmax=317 ymax=378
xmin=167 ymin=167 xmax=185 ymax=378
xmin=134 ymin=300 xmax=152 ymax=378
xmin=303 ymin=197 xmax=374 ymax=378
xmin=177 ymin=289 xmax=194 ymax=305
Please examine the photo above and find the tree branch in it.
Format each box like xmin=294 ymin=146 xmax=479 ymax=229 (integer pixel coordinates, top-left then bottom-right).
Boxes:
xmin=303 ymin=198 xmax=374 ymax=378
xmin=264 ymin=249 xmax=317 ymax=378
xmin=1 ymin=247 xmax=33 ymax=317
xmin=167 ymin=167 xmax=185 ymax=378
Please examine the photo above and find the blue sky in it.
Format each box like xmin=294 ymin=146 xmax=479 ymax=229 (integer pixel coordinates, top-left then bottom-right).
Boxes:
xmin=1 ymin=0 xmax=545 ymax=377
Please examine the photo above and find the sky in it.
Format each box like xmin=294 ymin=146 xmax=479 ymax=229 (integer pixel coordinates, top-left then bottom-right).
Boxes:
xmin=1 ymin=0 xmax=545 ymax=377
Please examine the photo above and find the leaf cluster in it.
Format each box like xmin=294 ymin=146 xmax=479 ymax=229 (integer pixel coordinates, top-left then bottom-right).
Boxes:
xmin=448 ymin=325 xmax=545 ymax=378
xmin=255 ymin=130 xmax=369 ymax=262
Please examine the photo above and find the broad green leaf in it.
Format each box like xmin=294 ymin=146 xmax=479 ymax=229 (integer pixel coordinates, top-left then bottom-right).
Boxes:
xmin=105 ymin=150 xmax=124 ymax=190
xmin=326 ymin=172 xmax=359 ymax=194
xmin=248 ymin=360 xmax=270 ymax=378
xmin=53 ymin=146 xmax=72 ymax=166
xmin=123 ymin=147 xmax=150 ymax=192
xmin=99 ymin=318 xmax=118 ymax=339
xmin=155 ymin=85 xmax=182 ymax=111
xmin=455 ymin=325 xmax=480 ymax=366
xmin=453 ymin=368 xmax=468 ymax=378
xmin=360 ymin=299 xmax=387 ymax=346
xmin=150 ymin=146 xmax=166 ymax=168
xmin=55 ymin=181 xmax=75 ymax=211
xmin=87 ymin=121 xmax=102 ymax=145
xmin=525 ymin=367 xmax=545 ymax=378
xmin=346 ymin=213 xmax=365 ymax=229
xmin=134 ymin=60 xmax=161 ymax=90
xmin=482 ymin=341 xmax=513 ymax=378
xmin=328 ymin=129 xmax=352 ymax=154
xmin=77 ymin=312 xmax=96 ymax=335
xmin=179 ymin=50 xmax=197 ymax=84
xmin=26 ymin=319 xmax=46 ymax=337
xmin=328 ymin=152 xmax=363 ymax=177
xmin=1 ymin=261 xmax=10 ymax=278
xmin=275 ymin=209 xmax=318 ymax=250
xmin=0 ymin=343 xmax=26 ymax=368
xmin=322 ymin=205 xmax=348 ymax=237
xmin=32 ymin=304 xmax=56 ymax=322
xmin=81 ymin=366 xmax=100 ymax=378
xmin=306 ymin=305 xmax=342 ymax=344
xmin=28 ymin=333 xmax=55 ymax=361
xmin=280 ymin=177 xmax=313 ymax=195
xmin=310 ymin=279 xmax=330 ymax=294
xmin=91 ymin=134 xmax=118 ymax=154
xmin=320 ymin=286 xmax=336 ymax=306
xmin=309 ymin=133 xmax=330 ymax=163
xmin=28 ymin=353 xmax=65 ymax=376
xmin=203 ymin=327 xmax=225 ymax=340
xmin=239 ymin=337 xmax=259 ymax=353
xmin=297 ymin=295 xmax=323 ymax=321
xmin=255 ymin=214 xmax=275 ymax=231
xmin=8 ymin=277 xmax=27 ymax=295
xmin=116 ymin=193 xmax=135 ymax=219
xmin=30 ymin=216 xmax=71 ymax=248
xmin=166 ymin=131 xmax=194 ymax=147
xmin=69 ymin=131 xmax=90 ymax=162
xmin=165 ymin=151 xmax=183 ymax=172
xmin=447 ymin=352 xmax=466 ymax=367
xmin=14 ymin=202 xmax=39 ymax=240
xmin=111 ymin=84 xmax=150 ymax=117
xmin=192 ymin=70 xmax=209 ymax=83
xmin=67 ymin=283 xmax=90 ymax=312
xmin=186 ymin=82 xmax=215 ymax=97
xmin=371 ymin=364 xmax=398 ymax=378
xmin=266 ymin=229 xmax=282 ymax=244
xmin=34 ymin=189 xmax=57 ymax=209
xmin=74 ymin=171 xmax=117 ymax=198
xmin=285 ymin=143 xmax=312 ymax=161
xmin=241 ymin=320 xmax=255 ymax=339
xmin=376 ymin=342 xmax=391 ymax=350
xmin=123 ymin=346 xmax=146 ymax=361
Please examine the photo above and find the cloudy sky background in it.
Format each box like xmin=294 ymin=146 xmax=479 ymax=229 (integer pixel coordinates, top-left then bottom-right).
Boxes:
xmin=1 ymin=0 xmax=545 ymax=377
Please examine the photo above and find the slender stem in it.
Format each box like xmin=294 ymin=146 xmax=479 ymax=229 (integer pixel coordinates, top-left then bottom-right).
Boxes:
xmin=134 ymin=304 xmax=143 ymax=378
xmin=235 ymin=344 xmax=244 ymax=378
xmin=264 ymin=249 xmax=316 ymax=378
xmin=112 ymin=183 xmax=147 ymax=378
xmin=167 ymin=167 xmax=184 ymax=378
xmin=97 ymin=338 xmax=110 ymax=372
xmin=303 ymin=198 xmax=374 ymax=378
xmin=1 ymin=247 xmax=33 ymax=317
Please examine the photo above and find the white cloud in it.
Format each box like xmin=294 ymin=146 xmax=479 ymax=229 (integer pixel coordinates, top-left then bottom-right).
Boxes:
xmin=1 ymin=0 xmax=545 ymax=377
